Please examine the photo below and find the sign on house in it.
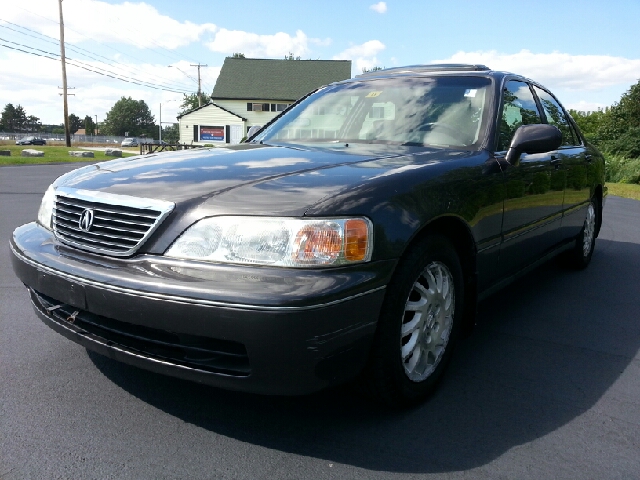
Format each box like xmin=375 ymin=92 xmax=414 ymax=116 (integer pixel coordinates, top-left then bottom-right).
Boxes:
xmin=200 ymin=126 xmax=225 ymax=141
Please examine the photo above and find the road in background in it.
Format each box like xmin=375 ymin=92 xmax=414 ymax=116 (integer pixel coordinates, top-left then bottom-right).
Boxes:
xmin=1 ymin=164 xmax=639 ymax=479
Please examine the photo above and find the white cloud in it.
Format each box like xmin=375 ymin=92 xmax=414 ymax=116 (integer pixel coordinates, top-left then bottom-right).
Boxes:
xmin=370 ymin=2 xmax=388 ymax=14
xmin=432 ymin=50 xmax=640 ymax=91
xmin=206 ymin=29 xmax=310 ymax=58
xmin=564 ymin=100 xmax=608 ymax=113
xmin=310 ymin=37 xmax=333 ymax=47
xmin=2 ymin=0 xmax=217 ymax=49
xmin=334 ymin=40 xmax=386 ymax=73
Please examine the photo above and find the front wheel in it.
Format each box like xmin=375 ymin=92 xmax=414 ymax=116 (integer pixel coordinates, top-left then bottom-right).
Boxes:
xmin=362 ymin=235 xmax=465 ymax=407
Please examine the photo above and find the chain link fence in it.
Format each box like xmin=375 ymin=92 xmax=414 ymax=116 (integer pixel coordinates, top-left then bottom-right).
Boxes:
xmin=0 ymin=132 xmax=167 ymax=145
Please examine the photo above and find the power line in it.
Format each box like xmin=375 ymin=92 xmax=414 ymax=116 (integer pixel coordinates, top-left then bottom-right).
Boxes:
xmin=0 ymin=36 xmax=192 ymax=91
xmin=0 ymin=41 xmax=192 ymax=94
xmin=0 ymin=19 xmax=197 ymax=93
xmin=6 ymin=7 xmax=206 ymax=79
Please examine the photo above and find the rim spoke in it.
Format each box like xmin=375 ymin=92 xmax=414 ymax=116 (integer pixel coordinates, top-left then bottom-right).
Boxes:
xmin=402 ymin=331 xmax=419 ymax=360
xmin=406 ymin=345 xmax=422 ymax=372
xmin=406 ymin=295 xmax=428 ymax=311
xmin=425 ymin=269 xmax=438 ymax=294
xmin=441 ymin=271 xmax=450 ymax=299
xmin=401 ymin=312 xmax=422 ymax=336
xmin=439 ymin=319 xmax=452 ymax=342
xmin=413 ymin=280 xmax=432 ymax=300
xmin=435 ymin=268 xmax=443 ymax=294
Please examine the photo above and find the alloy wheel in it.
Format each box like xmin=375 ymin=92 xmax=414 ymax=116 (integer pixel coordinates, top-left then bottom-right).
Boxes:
xmin=401 ymin=261 xmax=455 ymax=382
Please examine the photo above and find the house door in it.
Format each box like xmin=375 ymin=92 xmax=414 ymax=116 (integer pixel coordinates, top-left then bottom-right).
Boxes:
xmin=230 ymin=125 xmax=243 ymax=144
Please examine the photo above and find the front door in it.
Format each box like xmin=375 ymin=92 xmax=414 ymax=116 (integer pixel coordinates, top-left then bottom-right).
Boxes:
xmin=230 ymin=125 xmax=243 ymax=144
xmin=496 ymin=80 xmax=565 ymax=277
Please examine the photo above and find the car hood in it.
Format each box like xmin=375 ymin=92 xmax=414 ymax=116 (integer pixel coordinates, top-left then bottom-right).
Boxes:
xmin=53 ymin=143 xmax=478 ymax=216
xmin=54 ymin=143 xmax=382 ymax=199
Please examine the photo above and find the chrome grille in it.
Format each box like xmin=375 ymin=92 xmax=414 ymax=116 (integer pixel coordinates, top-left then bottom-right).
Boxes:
xmin=53 ymin=189 xmax=174 ymax=256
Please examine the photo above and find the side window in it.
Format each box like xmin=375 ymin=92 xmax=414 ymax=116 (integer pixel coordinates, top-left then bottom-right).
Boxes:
xmin=533 ymin=86 xmax=577 ymax=146
xmin=497 ymin=80 xmax=542 ymax=151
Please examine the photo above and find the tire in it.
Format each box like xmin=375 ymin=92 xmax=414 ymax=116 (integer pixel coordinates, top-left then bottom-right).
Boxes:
xmin=362 ymin=235 xmax=465 ymax=407
xmin=566 ymin=196 xmax=598 ymax=269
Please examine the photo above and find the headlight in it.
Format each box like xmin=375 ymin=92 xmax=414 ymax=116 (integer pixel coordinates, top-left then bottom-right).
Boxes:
xmin=37 ymin=185 xmax=56 ymax=230
xmin=165 ymin=216 xmax=373 ymax=267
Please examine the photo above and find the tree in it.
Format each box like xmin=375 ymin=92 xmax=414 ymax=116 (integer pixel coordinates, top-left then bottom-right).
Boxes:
xmin=162 ymin=123 xmax=179 ymax=143
xmin=13 ymin=105 xmax=27 ymax=132
xmin=597 ymin=80 xmax=640 ymax=151
xmin=231 ymin=52 xmax=245 ymax=58
xmin=26 ymin=115 xmax=41 ymax=132
xmin=102 ymin=97 xmax=156 ymax=138
xmin=178 ymin=93 xmax=202 ymax=116
xmin=362 ymin=66 xmax=383 ymax=73
xmin=84 ymin=115 xmax=95 ymax=136
xmin=2 ymin=104 xmax=38 ymax=132
xmin=284 ymin=52 xmax=301 ymax=60
xmin=68 ymin=113 xmax=82 ymax=134
xmin=569 ymin=108 xmax=610 ymax=147
xmin=1 ymin=104 xmax=16 ymax=131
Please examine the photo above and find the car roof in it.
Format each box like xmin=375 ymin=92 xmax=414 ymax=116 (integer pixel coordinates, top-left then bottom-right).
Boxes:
xmin=342 ymin=64 xmax=522 ymax=84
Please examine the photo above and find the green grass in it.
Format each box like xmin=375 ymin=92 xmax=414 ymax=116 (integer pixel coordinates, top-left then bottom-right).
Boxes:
xmin=607 ymin=182 xmax=640 ymax=201
xmin=0 ymin=144 xmax=136 ymax=166
xmin=605 ymin=154 xmax=640 ymax=184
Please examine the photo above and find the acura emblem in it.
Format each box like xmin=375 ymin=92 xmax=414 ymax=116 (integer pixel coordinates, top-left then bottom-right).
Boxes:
xmin=78 ymin=208 xmax=95 ymax=232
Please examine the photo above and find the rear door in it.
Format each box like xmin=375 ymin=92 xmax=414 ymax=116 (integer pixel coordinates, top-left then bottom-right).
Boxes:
xmin=532 ymin=86 xmax=589 ymax=242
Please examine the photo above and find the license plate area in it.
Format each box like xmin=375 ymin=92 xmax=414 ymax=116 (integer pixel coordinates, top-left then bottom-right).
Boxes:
xmin=37 ymin=271 xmax=87 ymax=310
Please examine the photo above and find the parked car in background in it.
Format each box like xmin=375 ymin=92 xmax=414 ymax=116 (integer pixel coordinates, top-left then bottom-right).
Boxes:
xmin=246 ymin=125 xmax=263 ymax=138
xmin=16 ymin=136 xmax=46 ymax=145
xmin=121 ymin=138 xmax=138 ymax=147
xmin=11 ymin=64 xmax=606 ymax=406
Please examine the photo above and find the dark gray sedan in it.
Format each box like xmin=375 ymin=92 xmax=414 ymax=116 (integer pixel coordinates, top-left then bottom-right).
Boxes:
xmin=16 ymin=136 xmax=46 ymax=145
xmin=10 ymin=64 xmax=606 ymax=406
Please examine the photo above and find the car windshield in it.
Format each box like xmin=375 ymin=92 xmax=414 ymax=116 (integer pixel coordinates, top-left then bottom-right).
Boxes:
xmin=256 ymin=75 xmax=493 ymax=149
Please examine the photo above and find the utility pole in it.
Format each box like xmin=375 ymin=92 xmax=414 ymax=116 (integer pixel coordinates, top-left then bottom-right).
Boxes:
xmin=190 ymin=63 xmax=208 ymax=107
xmin=58 ymin=0 xmax=71 ymax=147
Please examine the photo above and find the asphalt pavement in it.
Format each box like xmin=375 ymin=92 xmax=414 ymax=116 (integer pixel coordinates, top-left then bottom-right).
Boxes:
xmin=1 ymin=163 xmax=639 ymax=479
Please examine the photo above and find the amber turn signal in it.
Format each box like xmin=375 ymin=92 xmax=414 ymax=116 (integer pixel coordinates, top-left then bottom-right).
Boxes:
xmin=344 ymin=219 xmax=370 ymax=261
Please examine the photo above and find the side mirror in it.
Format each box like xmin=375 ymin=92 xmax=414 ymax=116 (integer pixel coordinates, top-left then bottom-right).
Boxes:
xmin=505 ymin=124 xmax=562 ymax=165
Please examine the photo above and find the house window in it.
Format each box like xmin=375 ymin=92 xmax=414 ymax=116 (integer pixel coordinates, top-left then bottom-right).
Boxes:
xmin=271 ymin=103 xmax=290 ymax=112
xmin=247 ymin=103 xmax=270 ymax=112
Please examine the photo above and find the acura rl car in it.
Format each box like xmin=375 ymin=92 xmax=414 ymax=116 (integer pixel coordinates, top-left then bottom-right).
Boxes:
xmin=11 ymin=64 xmax=606 ymax=406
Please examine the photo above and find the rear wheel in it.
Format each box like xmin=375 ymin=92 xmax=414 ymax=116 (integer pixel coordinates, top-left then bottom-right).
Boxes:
xmin=566 ymin=196 xmax=598 ymax=269
xmin=363 ymin=235 xmax=464 ymax=407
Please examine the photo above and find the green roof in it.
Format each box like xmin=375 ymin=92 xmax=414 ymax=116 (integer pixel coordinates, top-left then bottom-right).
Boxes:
xmin=211 ymin=58 xmax=352 ymax=101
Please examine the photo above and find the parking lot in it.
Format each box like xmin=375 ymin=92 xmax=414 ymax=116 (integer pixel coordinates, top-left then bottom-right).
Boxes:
xmin=1 ymin=163 xmax=639 ymax=479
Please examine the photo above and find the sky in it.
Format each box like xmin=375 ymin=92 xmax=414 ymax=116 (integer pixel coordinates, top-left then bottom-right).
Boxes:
xmin=1 ymin=0 xmax=639 ymax=127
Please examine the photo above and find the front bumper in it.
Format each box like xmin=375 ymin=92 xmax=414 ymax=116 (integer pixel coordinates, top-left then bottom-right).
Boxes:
xmin=11 ymin=222 xmax=394 ymax=395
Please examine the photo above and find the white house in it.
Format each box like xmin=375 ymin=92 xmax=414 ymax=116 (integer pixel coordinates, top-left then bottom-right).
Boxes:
xmin=178 ymin=57 xmax=352 ymax=145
